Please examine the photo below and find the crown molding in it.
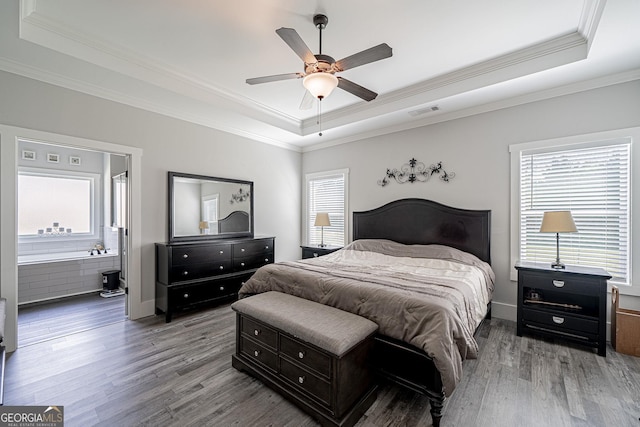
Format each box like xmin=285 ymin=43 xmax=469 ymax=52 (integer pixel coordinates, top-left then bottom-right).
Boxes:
xmin=302 ymin=69 xmax=640 ymax=152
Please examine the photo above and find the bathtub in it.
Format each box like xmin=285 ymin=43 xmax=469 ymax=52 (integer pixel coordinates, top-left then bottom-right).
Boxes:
xmin=18 ymin=250 xmax=118 ymax=266
xmin=18 ymin=251 xmax=120 ymax=304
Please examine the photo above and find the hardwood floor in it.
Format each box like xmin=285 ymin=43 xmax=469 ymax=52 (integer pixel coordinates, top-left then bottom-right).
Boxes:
xmin=6 ymin=303 xmax=640 ymax=426
xmin=18 ymin=292 xmax=126 ymax=347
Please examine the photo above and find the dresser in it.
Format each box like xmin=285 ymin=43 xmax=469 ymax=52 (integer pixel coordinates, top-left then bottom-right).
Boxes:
xmin=515 ymin=261 xmax=611 ymax=356
xmin=156 ymin=236 xmax=274 ymax=322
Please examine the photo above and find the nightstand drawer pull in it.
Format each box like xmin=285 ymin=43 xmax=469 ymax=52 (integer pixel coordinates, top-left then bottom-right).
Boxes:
xmin=265 ymin=258 xmax=269 ymax=262
xmin=313 ymin=253 xmax=319 ymax=257
xmin=298 ymin=376 xmax=305 ymax=384
xmin=552 ymin=316 xmax=565 ymax=324
xmin=552 ymin=280 xmax=565 ymax=288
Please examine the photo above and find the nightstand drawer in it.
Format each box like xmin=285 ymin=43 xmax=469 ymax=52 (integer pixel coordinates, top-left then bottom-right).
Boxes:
xmin=522 ymin=307 xmax=598 ymax=335
xmin=280 ymin=357 xmax=331 ymax=406
xmin=241 ymin=317 xmax=277 ymax=349
xmin=240 ymin=336 xmax=278 ymax=372
xmin=520 ymin=272 xmax=600 ymax=296
xmin=280 ymin=335 xmax=331 ymax=378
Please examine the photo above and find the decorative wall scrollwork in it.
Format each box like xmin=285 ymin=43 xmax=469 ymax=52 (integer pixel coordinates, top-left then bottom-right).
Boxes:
xmin=377 ymin=158 xmax=455 ymax=186
xmin=230 ymin=188 xmax=250 ymax=204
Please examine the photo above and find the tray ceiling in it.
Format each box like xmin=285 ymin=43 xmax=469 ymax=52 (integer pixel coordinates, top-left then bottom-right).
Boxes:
xmin=2 ymin=0 xmax=639 ymax=150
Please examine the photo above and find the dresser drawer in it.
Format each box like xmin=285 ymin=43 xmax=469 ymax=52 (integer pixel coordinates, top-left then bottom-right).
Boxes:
xmin=170 ymin=259 xmax=232 ymax=281
xmin=234 ymin=239 xmax=273 ymax=257
xmin=522 ymin=307 xmax=598 ymax=335
xmin=280 ymin=357 xmax=331 ymax=406
xmin=169 ymin=280 xmax=236 ymax=309
xmin=239 ymin=336 xmax=278 ymax=372
xmin=280 ymin=335 xmax=331 ymax=378
xmin=234 ymin=252 xmax=274 ymax=271
xmin=241 ymin=316 xmax=278 ymax=349
xmin=171 ymin=244 xmax=232 ymax=266
xmin=520 ymin=272 xmax=600 ymax=296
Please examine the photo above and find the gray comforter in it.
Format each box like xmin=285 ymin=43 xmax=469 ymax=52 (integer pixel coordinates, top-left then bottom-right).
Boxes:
xmin=238 ymin=239 xmax=495 ymax=396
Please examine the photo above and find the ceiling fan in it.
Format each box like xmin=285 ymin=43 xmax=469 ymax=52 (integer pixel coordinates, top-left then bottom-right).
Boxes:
xmin=246 ymin=14 xmax=392 ymax=109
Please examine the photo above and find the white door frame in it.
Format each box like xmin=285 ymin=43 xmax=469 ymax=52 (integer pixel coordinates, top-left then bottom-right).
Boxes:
xmin=0 ymin=124 xmax=144 ymax=352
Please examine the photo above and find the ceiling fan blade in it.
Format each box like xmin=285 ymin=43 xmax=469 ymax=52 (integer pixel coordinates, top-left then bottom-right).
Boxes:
xmin=276 ymin=27 xmax=316 ymax=64
xmin=334 ymin=43 xmax=392 ymax=71
xmin=299 ymin=90 xmax=314 ymax=110
xmin=337 ymin=77 xmax=378 ymax=102
xmin=246 ymin=72 xmax=303 ymax=85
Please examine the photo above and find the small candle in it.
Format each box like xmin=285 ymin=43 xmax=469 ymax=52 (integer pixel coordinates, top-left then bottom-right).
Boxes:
xmin=38 ymin=229 xmax=44 ymax=234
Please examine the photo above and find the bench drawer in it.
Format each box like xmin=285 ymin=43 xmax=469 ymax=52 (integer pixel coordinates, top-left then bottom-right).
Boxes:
xmin=241 ymin=316 xmax=277 ymax=349
xmin=280 ymin=335 xmax=331 ymax=378
xmin=239 ymin=336 xmax=278 ymax=372
xmin=280 ymin=357 xmax=331 ymax=406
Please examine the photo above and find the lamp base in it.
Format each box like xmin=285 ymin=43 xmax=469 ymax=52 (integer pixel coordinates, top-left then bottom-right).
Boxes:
xmin=318 ymin=243 xmax=327 ymax=248
xmin=551 ymin=261 xmax=566 ymax=269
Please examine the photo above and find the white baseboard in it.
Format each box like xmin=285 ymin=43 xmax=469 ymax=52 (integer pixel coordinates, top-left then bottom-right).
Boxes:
xmin=491 ymin=301 xmax=517 ymax=322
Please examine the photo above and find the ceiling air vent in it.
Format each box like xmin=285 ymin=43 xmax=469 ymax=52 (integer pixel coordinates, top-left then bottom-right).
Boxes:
xmin=408 ymin=105 xmax=440 ymax=117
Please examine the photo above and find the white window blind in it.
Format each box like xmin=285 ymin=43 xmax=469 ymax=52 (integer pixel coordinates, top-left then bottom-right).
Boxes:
xmin=306 ymin=170 xmax=348 ymax=246
xmin=520 ymin=142 xmax=630 ymax=283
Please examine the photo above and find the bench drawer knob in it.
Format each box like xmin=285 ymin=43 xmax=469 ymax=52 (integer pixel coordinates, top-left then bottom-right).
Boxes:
xmin=254 ymin=350 xmax=260 ymax=357
xmin=298 ymin=351 xmax=305 ymax=359
xmin=254 ymin=329 xmax=260 ymax=336
xmin=298 ymin=376 xmax=305 ymax=384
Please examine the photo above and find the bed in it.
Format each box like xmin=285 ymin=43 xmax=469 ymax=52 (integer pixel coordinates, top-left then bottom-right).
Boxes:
xmin=238 ymin=198 xmax=493 ymax=426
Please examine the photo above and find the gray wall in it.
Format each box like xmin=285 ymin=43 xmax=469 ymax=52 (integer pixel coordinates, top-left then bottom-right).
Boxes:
xmin=302 ymin=80 xmax=640 ymax=319
xmin=0 ymin=70 xmax=302 ymax=305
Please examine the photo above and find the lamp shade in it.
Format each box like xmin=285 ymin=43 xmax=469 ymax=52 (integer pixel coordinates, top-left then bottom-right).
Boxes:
xmin=199 ymin=221 xmax=209 ymax=230
xmin=303 ymin=73 xmax=338 ymax=99
xmin=539 ymin=211 xmax=577 ymax=233
xmin=314 ymin=212 xmax=331 ymax=227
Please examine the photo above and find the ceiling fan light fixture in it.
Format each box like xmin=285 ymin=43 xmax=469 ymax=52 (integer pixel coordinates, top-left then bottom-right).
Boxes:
xmin=303 ymin=72 xmax=338 ymax=99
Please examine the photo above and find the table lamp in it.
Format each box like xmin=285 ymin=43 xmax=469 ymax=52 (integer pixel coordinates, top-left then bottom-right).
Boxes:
xmin=539 ymin=211 xmax=577 ymax=269
xmin=314 ymin=213 xmax=331 ymax=247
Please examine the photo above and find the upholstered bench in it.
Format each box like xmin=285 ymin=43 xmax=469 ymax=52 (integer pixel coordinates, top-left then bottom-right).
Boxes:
xmin=231 ymin=291 xmax=378 ymax=427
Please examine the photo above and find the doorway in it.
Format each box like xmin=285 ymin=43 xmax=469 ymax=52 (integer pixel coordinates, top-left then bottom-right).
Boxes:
xmin=0 ymin=124 xmax=144 ymax=353
xmin=16 ymin=140 xmax=129 ymax=347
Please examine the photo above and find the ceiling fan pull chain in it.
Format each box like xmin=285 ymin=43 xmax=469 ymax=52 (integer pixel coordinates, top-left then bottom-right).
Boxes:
xmin=317 ymin=99 xmax=323 ymax=136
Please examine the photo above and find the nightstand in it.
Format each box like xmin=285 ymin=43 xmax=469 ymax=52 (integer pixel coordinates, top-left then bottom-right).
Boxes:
xmin=515 ymin=261 xmax=611 ymax=356
xmin=300 ymin=245 xmax=342 ymax=259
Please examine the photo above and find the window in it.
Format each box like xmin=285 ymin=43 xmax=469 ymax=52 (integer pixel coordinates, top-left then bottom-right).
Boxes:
xmin=513 ymin=139 xmax=631 ymax=284
xmin=305 ymin=169 xmax=349 ymax=246
xmin=18 ymin=168 xmax=97 ymax=238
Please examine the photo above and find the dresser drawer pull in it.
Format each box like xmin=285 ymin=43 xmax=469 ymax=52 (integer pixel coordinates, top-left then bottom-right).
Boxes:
xmin=265 ymin=246 xmax=269 ymax=249
xmin=298 ymin=376 xmax=305 ymax=384
xmin=254 ymin=350 xmax=260 ymax=357
xmin=182 ymin=271 xmax=189 ymax=276
xmin=265 ymin=258 xmax=269 ymax=262
xmin=219 ymin=286 xmax=225 ymax=291
xmin=219 ymin=250 xmax=224 ymax=254
xmin=183 ymin=293 xmax=189 ymax=299
xmin=552 ymin=280 xmax=565 ymax=288
xmin=240 ymin=262 xmax=245 ymax=267
xmin=254 ymin=329 xmax=260 ymax=336
xmin=182 ymin=254 xmax=188 ymax=259
xmin=313 ymin=252 xmax=319 ymax=257
xmin=219 ymin=266 xmax=224 ymax=270
xmin=552 ymin=316 xmax=565 ymax=324
xmin=298 ymin=351 xmax=305 ymax=359
xmin=241 ymin=248 xmax=245 ymax=252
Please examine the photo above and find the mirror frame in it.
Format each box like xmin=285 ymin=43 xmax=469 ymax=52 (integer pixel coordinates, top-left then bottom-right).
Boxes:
xmin=168 ymin=171 xmax=254 ymax=242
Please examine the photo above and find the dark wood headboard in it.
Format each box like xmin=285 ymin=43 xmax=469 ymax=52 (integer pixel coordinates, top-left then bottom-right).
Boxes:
xmin=218 ymin=210 xmax=250 ymax=234
xmin=353 ymin=198 xmax=491 ymax=264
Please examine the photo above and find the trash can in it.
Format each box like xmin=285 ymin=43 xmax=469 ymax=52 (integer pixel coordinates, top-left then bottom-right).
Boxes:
xmin=102 ymin=270 xmax=121 ymax=291
xmin=612 ymin=286 xmax=640 ymax=357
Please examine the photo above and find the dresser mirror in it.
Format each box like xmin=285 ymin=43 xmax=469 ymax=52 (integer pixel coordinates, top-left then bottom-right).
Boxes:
xmin=168 ymin=171 xmax=254 ymax=242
